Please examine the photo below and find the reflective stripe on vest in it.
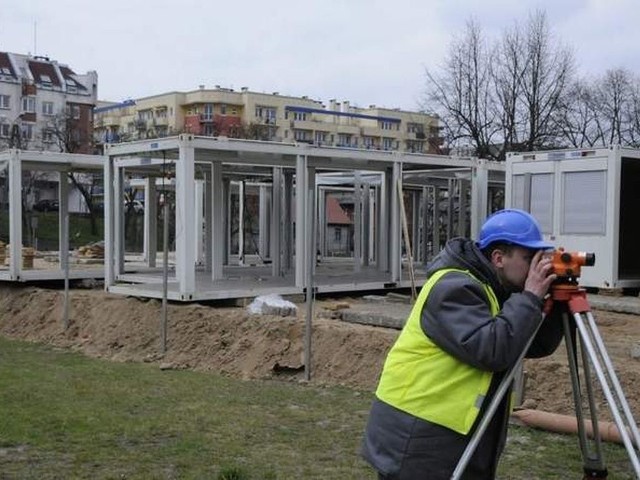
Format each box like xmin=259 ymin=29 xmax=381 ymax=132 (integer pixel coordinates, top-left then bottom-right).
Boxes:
xmin=375 ymin=268 xmax=500 ymax=435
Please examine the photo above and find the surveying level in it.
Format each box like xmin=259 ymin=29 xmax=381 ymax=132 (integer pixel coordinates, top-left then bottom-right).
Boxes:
xmin=452 ymin=250 xmax=640 ymax=479
xmin=552 ymin=248 xmax=596 ymax=281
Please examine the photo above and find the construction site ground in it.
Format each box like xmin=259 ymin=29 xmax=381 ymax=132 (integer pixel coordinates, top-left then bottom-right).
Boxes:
xmin=1 ymin=284 xmax=640 ymax=423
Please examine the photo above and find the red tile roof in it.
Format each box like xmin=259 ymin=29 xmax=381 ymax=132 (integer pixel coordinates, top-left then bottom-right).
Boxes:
xmin=326 ymin=196 xmax=352 ymax=225
xmin=28 ymin=60 xmax=61 ymax=87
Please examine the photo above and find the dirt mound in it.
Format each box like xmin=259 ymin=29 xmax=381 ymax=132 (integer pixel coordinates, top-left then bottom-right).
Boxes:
xmin=1 ymin=285 xmax=640 ymax=421
xmin=0 ymin=285 xmax=394 ymax=389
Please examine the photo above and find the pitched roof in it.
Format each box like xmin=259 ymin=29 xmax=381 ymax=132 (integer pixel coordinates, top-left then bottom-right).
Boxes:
xmin=326 ymin=196 xmax=352 ymax=225
xmin=59 ymin=65 xmax=87 ymax=91
xmin=28 ymin=60 xmax=61 ymax=87
xmin=0 ymin=52 xmax=16 ymax=77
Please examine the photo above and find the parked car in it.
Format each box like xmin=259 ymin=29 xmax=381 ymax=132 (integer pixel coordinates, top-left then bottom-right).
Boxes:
xmin=33 ymin=199 xmax=59 ymax=212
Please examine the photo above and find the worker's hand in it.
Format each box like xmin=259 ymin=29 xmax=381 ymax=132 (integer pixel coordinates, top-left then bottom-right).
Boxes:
xmin=525 ymin=250 xmax=557 ymax=300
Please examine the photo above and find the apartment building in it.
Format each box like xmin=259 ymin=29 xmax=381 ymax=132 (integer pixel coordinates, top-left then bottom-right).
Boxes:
xmin=94 ymin=85 xmax=442 ymax=154
xmin=0 ymin=51 xmax=98 ymax=153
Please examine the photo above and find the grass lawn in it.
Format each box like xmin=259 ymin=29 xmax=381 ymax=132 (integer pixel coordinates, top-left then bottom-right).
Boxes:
xmin=0 ymin=210 xmax=104 ymax=251
xmin=0 ymin=336 xmax=636 ymax=479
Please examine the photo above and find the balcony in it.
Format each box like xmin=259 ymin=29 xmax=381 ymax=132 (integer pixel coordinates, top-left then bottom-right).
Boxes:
xmin=153 ymin=116 xmax=169 ymax=126
xmin=21 ymin=81 xmax=36 ymax=96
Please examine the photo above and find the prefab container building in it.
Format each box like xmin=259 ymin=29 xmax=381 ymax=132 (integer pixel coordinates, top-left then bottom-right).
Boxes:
xmin=506 ymin=146 xmax=640 ymax=290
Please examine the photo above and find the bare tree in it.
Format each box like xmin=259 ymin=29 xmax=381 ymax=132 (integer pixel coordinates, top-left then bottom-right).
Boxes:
xmin=593 ymin=68 xmax=635 ymax=146
xmin=554 ymin=79 xmax=603 ymax=148
xmin=490 ymin=24 xmax=526 ymax=158
xmin=519 ymin=10 xmax=574 ymax=151
xmin=424 ymin=11 xmax=574 ymax=160
xmin=425 ymin=20 xmax=498 ymax=159
xmin=628 ymin=80 xmax=640 ymax=147
xmin=46 ymin=111 xmax=102 ymax=235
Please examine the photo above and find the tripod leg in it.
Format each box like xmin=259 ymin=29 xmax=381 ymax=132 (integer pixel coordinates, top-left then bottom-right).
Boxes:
xmin=450 ymin=314 xmax=545 ymax=480
xmin=583 ymin=311 xmax=640 ymax=448
xmin=573 ymin=311 xmax=640 ymax=476
xmin=562 ymin=313 xmax=607 ymax=476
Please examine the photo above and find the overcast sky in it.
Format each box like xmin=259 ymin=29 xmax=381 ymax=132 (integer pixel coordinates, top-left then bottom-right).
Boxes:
xmin=1 ymin=0 xmax=639 ymax=110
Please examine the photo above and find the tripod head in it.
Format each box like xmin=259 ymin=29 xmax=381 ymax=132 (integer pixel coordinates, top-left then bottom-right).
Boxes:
xmin=549 ymin=248 xmax=596 ymax=302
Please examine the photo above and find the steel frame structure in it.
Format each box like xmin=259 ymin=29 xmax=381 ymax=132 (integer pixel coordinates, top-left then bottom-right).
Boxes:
xmin=103 ymin=135 xmax=504 ymax=301
xmin=0 ymin=149 xmax=106 ymax=281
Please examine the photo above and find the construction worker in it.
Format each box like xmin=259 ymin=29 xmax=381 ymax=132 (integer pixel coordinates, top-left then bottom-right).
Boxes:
xmin=361 ymin=208 xmax=563 ymax=479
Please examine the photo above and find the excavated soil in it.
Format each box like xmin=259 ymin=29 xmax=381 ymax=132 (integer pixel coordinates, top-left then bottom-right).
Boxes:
xmin=1 ymin=284 xmax=639 ymax=422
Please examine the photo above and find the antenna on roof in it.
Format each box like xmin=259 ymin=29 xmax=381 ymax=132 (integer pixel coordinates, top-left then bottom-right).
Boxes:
xmin=33 ymin=20 xmax=37 ymax=55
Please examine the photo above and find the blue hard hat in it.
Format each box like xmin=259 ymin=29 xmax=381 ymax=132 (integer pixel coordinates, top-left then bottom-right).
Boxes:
xmin=477 ymin=209 xmax=553 ymax=250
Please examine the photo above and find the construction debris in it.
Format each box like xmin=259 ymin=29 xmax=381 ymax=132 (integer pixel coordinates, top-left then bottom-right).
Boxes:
xmin=77 ymin=241 xmax=105 ymax=259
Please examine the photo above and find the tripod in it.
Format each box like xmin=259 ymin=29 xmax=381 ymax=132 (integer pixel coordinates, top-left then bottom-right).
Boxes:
xmin=452 ymin=283 xmax=640 ymax=479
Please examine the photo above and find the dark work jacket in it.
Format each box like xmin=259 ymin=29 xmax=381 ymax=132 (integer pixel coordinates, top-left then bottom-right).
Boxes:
xmin=361 ymin=238 xmax=563 ymax=480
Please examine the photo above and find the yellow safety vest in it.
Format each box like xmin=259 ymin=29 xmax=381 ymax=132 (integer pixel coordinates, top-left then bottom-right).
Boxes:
xmin=376 ymin=268 xmax=500 ymax=435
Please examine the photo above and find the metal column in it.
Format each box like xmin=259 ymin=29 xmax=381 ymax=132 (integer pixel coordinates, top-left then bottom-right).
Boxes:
xmin=258 ymin=184 xmax=270 ymax=262
xmin=362 ymin=181 xmax=370 ymax=267
xmin=143 ymin=177 xmax=157 ymax=268
xmin=377 ymin=169 xmax=390 ymax=272
xmin=411 ymin=189 xmax=420 ymax=261
xmin=114 ymin=166 xmax=124 ymax=277
xmin=283 ymin=171 xmax=294 ymax=271
xmin=8 ymin=150 xmax=22 ymax=280
xmin=458 ymin=179 xmax=470 ymax=237
xmin=58 ymin=172 xmax=69 ymax=267
xmin=175 ymin=138 xmax=196 ymax=298
xmin=317 ymin=187 xmax=327 ymax=258
xmin=390 ymin=162 xmax=402 ymax=283
xmin=353 ymin=172 xmax=362 ymax=273
xmin=271 ymin=167 xmax=283 ymax=277
xmin=470 ymin=159 xmax=489 ymax=239
xmin=211 ymin=161 xmax=224 ymax=280
xmin=194 ymin=179 xmax=204 ymax=265
xmin=238 ymin=180 xmax=245 ymax=266
xmin=104 ymin=152 xmax=114 ymax=287
xmin=295 ymin=155 xmax=307 ymax=287
xmin=204 ymin=169 xmax=212 ymax=273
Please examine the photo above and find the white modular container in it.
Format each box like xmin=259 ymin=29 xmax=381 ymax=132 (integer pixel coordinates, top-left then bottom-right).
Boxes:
xmin=506 ymin=146 xmax=640 ymax=290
